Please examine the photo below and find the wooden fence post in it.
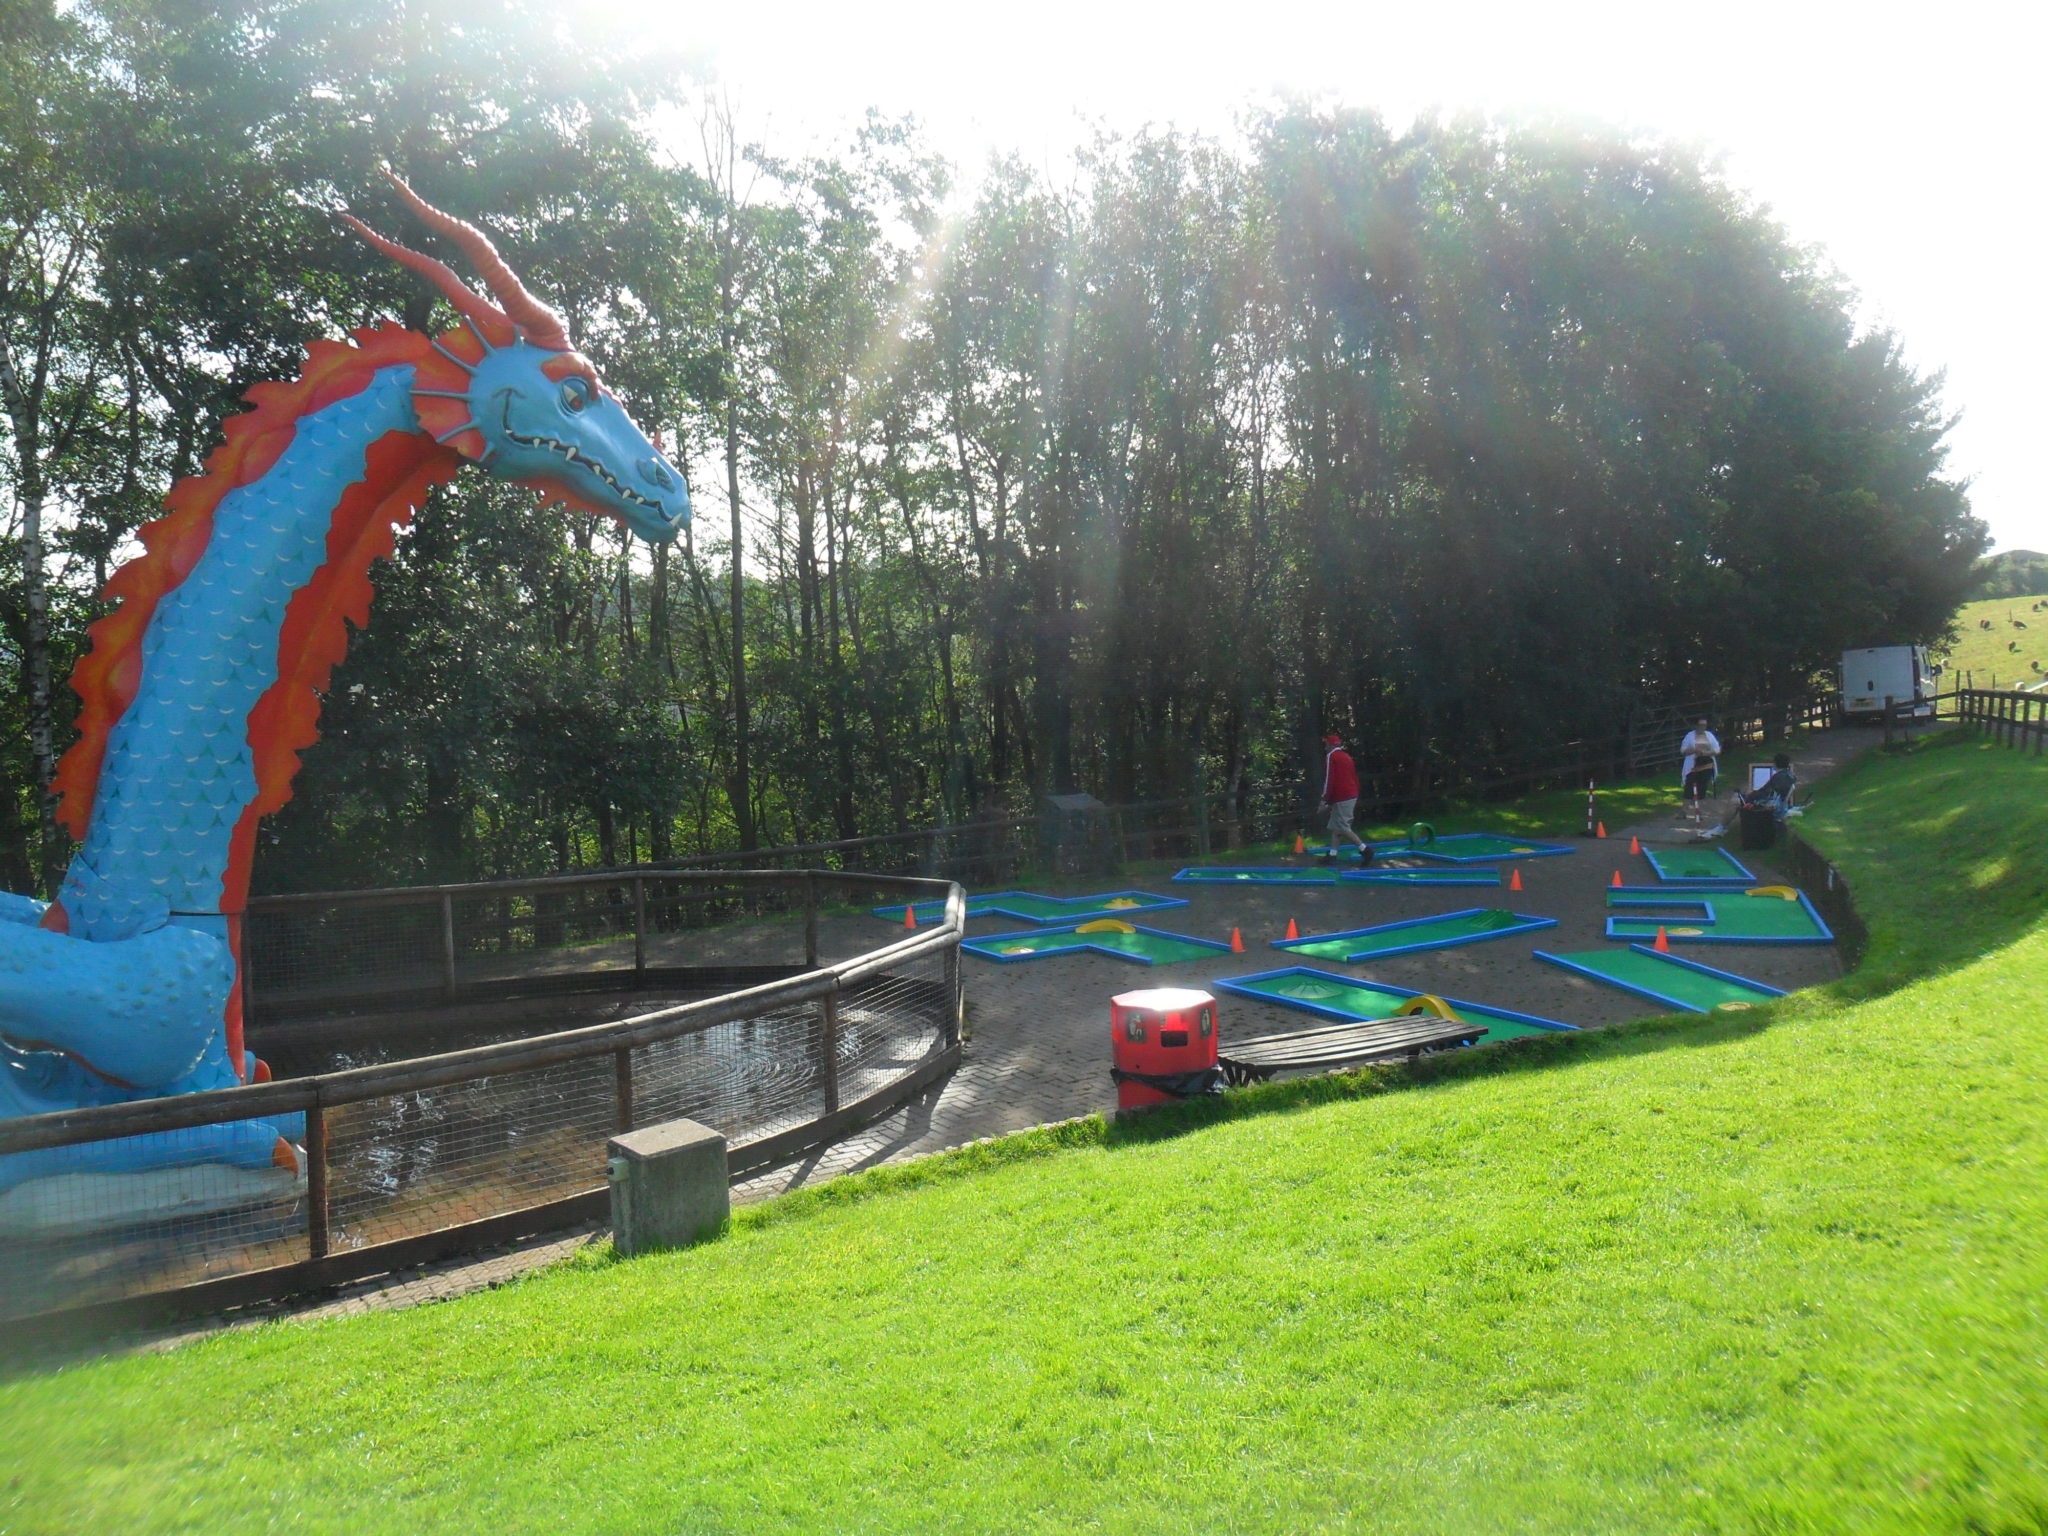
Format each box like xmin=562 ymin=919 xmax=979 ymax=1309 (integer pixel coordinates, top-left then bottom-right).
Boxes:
xmin=440 ymin=892 xmax=457 ymax=1002
xmin=614 ymin=1046 xmax=635 ymax=1132
xmin=818 ymin=989 xmax=841 ymax=1115
xmin=632 ymin=875 xmax=646 ymax=980
xmin=304 ymin=1101 xmax=329 ymax=1261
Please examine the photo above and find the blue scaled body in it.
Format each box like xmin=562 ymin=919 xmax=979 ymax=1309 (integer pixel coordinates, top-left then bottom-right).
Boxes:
xmin=2 ymin=179 xmax=689 ymax=1215
xmin=66 ymin=369 xmax=419 ymax=937
xmin=0 ymin=373 xmax=415 ymax=1193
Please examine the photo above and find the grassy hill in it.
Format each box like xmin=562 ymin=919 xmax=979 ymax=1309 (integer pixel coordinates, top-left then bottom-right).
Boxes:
xmin=1936 ymin=592 xmax=2048 ymax=690
xmin=4 ymin=734 xmax=2047 ymax=1533
xmin=1974 ymin=548 xmax=2048 ymax=601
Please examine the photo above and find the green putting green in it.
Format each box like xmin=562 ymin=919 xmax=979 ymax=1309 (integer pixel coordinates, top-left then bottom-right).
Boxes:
xmin=1537 ymin=947 xmax=1785 ymax=1013
xmin=1344 ymin=867 xmax=1501 ymax=886
xmin=989 ymin=894 xmax=1130 ymax=919
xmin=1232 ymin=974 xmax=1559 ymax=1041
xmin=1608 ymin=889 xmax=1830 ymax=943
xmin=1388 ymin=832 xmax=1544 ymax=858
xmin=875 ymin=890 xmax=1185 ymax=924
xmin=1643 ymin=844 xmax=1754 ymax=883
xmin=1281 ymin=908 xmax=1550 ymax=962
xmin=1173 ymin=866 xmax=1342 ymax=884
xmin=971 ymin=928 xmax=1223 ymax=965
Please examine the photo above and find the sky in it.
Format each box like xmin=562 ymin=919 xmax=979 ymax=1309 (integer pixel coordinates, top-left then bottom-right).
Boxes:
xmin=641 ymin=0 xmax=2045 ymax=553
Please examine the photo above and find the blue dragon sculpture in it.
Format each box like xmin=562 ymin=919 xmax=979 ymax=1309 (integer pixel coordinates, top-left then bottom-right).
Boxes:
xmin=0 ymin=174 xmax=688 ymax=1202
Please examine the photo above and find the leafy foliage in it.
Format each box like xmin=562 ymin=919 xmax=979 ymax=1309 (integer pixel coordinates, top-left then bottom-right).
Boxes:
xmin=0 ymin=2 xmax=1986 ymax=893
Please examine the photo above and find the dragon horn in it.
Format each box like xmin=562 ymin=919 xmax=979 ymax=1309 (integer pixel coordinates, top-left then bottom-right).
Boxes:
xmin=339 ymin=214 xmax=508 ymax=341
xmin=381 ymin=169 xmax=573 ymax=352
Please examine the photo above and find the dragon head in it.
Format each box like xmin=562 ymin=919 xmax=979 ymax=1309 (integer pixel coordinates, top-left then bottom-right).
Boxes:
xmin=345 ymin=172 xmax=689 ymax=542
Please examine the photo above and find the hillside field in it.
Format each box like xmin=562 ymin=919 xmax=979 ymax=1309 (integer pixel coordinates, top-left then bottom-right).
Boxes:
xmin=1936 ymin=591 xmax=2048 ymax=689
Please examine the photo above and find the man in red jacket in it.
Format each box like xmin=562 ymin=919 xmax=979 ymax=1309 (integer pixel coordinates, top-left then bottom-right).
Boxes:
xmin=1317 ymin=732 xmax=1372 ymax=862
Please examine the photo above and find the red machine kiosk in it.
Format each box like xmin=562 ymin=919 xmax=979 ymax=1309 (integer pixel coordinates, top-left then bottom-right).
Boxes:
xmin=1109 ymin=987 xmax=1219 ymax=1109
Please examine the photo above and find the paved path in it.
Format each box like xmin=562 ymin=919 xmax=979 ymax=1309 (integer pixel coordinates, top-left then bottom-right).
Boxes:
xmin=143 ymin=724 xmax=1892 ymax=1348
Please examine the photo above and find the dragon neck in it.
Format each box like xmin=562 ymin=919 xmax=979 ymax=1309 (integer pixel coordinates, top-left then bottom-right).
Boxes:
xmin=50 ymin=324 xmax=483 ymax=937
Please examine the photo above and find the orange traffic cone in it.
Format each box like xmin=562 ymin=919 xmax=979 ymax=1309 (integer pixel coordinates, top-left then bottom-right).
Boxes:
xmin=1285 ymin=918 xmax=1300 ymax=941
xmin=903 ymin=904 xmax=917 ymax=929
xmin=1611 ymin=870 xmax=1624 ymax=889
xmin=1509 ymin=868 xmax=1523 ymax=892
xmin=1230 ymin=927 xmax=1245 ymax=954
xmin=1653 ymin=926 xmax=1671 ymax=953
xmin=1293 ymin=834 xmax=1306 ymax=855
xmin=1596 ymin=821 xmax=1607 ymax=838
xmin=1629 ymin=834 xmax=1641 ymax=856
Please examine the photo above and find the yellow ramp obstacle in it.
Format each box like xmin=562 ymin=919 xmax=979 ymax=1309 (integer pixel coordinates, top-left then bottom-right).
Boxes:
xmin=1395 ymin=994 xmax=1466 ymax=1022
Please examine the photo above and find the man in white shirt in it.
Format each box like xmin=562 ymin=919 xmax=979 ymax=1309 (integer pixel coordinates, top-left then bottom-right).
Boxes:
xmin=1679 ymin=718 xmax=1721 ymax=806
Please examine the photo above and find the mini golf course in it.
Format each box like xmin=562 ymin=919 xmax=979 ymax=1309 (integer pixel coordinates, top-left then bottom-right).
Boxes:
xmin=1371 ymin=832 xmax=1575 ymax=863
xmin=963 ymin=921 xmax=1229 ymax=966
xmin=872 ymin=889 xmax=1187 ymax=924
xmin=1214 ymin=967 xmax=1573 ymax=1040
xmin=1606 ymin=887 xmax=1833 ymax=944
xmin=1535 ymin=945 xmax=1788 ymax=1013
xmin=1643 ymin=844 xmax=1757 ymax=885
xmin=1275 ymin=908 xmax=1557 ymax=963
xmin=1173 ymin=866 xmax=1345 ymax=886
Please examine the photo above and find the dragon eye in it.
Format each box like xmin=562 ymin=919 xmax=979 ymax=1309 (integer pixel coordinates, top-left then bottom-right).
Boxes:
xmin=559 ymin=377 xmax=591 ymax=413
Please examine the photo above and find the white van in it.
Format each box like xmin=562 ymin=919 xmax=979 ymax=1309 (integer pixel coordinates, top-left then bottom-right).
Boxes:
xmin=1840 ymin=646 xmax=1937 ymax=721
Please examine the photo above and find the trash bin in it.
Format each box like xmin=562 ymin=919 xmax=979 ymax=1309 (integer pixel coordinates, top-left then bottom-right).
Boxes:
xmin=1110 ymin=987 xmax=1221 ymax=1109
xmin=1739 ymin=804 xmax=1777 ymax=851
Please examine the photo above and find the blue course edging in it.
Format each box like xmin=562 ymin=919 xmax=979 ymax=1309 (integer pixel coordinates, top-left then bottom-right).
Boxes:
xmin=1643 ymin=845 xmax=1758 ymax=887
xmin=1607 ymin=896 xmax=1716 ymax=918
xmin=1366 ymin=833 xmax=1577 ymax=865
xmin=1213 ymin=966 xmax=1576 ymax=1032
xmin=1602 ymin=890 xmax=1834 ymax=945
xmin=1273 ymin=908 xmax=1559 ymax=963
xmin=1532 ymin=946 xmax=1787 ymax=1015
xmin=962 ymin=921 xmax=1232 ymax=966
xmin=871 ymin=889 xmax=1190 ymax=925
xmin=1172 ymin=867 xmax=1344 ymax=886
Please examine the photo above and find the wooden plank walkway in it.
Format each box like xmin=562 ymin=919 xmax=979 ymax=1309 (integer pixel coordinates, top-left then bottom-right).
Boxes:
xmin=1217 ymin=1015 xmax=1487 ymax=1084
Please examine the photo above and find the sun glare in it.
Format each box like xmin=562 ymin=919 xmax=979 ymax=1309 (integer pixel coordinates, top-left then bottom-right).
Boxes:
xmin=596 ymin=0 xmax=2046 ymax=550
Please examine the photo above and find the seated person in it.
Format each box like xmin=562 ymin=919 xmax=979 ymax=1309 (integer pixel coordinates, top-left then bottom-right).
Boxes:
xmin=1738 ymin=753 xmax=1798 ymax=822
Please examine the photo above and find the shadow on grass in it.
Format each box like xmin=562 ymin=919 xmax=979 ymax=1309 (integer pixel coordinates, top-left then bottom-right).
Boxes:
xmin=727 ymin=998 xmax=1784 ymax=1239
xmin=1800 ymin=730 xmax=2048 ymax=1003
xmin=0 ymin=997 xmax=1793 ymax=1379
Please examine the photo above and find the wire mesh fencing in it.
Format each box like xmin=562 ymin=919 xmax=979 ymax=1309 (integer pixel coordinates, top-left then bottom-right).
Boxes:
xmin=1 ymin=871 xmax=963 ymax=1331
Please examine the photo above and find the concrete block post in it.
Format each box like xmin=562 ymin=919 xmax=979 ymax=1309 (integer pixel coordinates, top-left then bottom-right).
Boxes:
xmin=607 ymin=1118 xmax=730 ymax=1256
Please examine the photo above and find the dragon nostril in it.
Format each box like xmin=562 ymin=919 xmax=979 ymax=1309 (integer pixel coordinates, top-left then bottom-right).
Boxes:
xmin=639 ymin=457 xmax=673 ymax=490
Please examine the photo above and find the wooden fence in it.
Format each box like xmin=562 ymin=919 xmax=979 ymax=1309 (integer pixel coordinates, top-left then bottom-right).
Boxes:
xmin=1947 ymin=688 xmax=2048 ymax=755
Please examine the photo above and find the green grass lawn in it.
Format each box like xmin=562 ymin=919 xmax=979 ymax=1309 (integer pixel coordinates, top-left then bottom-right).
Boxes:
xmin=1797 ymin=728 xmax=2048 ymax=995
xmin=1165 ymin=774 xmax=1685 ymax=871
xmin=1934 ymin=591 xmax=2048 ymax=690
xmin=6 ymin=734 xmax=2048 ymax=1533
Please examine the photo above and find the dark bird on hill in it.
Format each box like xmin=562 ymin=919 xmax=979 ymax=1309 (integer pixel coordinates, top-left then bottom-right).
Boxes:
xmin=1981 ymin=618 xmax=1994 ymax=628
xmin=2009 ymin=641 xmax=2019 ymax=651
